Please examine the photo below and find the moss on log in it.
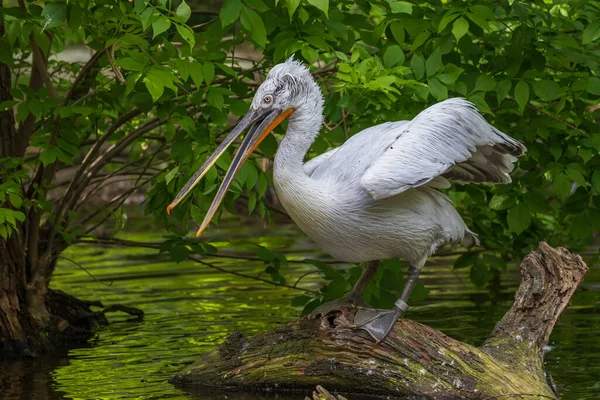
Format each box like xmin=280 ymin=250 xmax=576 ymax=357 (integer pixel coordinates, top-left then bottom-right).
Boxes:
xmin=173 ymin=243 xmax=587 ymax=399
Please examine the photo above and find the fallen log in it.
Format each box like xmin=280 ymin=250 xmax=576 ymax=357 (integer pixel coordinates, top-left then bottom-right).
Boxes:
xmin=173 ymin=243 xmax=587 ymax=399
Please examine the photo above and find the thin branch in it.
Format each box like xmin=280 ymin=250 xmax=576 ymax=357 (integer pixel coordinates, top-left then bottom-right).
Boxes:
xmin=63 ymin=50 xmax=105 ymax=104
xmin=294 ymin=271 xmax=321 ymax=288
xmin=105 ymin=48 xmax=125 ymax=84
xmin=527 ymin=104 xmax=587 ymax=135
xmin=58 ymin=255 xmax=113 ymax=286
xmin=49 ymin=107 xmax=143 ymax=244
xmin=72 ymin=237 xmax=317 ymax=293
xmin=323 ymin=104 xmax=358 ymax=132
xmin=190 ymin=18 xmax=217 ymax=30
xmin=80 ymin=173 xmax=158 ymax=233
xmin=188 ymin=255 xmax=317 ymax=293
xmin=80 ymin=144 xmax=166 ymax=233
xmin=28 ymin=36 xmax=57 ymax=99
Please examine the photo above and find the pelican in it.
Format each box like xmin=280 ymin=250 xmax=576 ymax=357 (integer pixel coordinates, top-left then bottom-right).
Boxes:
xmin=167 ymin=58 xmax=526 ymax=342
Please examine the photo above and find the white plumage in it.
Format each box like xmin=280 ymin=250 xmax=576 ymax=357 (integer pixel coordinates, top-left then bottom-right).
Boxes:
xmin=169 ymin=58 xmax=526 ymax=341
xmin=268 ymin=61 xmax=525 ymax=267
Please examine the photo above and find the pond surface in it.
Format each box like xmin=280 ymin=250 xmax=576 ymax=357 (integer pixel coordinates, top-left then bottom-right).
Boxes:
xmin=1 ymin=219 xmax=599 ymax=399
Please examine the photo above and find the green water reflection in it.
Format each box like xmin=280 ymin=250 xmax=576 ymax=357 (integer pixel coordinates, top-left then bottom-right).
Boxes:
xmin=2 ymin=220 xmax=599 ymax=399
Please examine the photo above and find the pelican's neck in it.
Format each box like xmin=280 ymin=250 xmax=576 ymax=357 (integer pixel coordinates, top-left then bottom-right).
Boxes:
xmin=274 ymin=106 xmax=323 ymax=182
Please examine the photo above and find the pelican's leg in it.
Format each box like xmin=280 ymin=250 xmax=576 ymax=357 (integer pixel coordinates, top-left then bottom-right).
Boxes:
xmin=353 ymin=259 xmax=425 ymax=343
xmin=309 ymin=260 xmax=380 ymax=318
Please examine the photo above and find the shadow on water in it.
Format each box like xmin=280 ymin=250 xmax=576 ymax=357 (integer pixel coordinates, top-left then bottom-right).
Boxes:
xmin=2 ymin=218 xmax=599 ymax=399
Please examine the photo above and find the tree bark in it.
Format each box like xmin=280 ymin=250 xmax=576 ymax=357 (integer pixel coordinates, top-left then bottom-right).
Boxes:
xmin=173 ymin=243 xmax=587 ymax=399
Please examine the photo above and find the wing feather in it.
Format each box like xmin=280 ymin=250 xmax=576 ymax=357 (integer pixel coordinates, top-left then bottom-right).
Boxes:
xmin=360 ymin=98 xmax=526 ymax=200
xmin=303 ymin=147 xmax=339 ymax=177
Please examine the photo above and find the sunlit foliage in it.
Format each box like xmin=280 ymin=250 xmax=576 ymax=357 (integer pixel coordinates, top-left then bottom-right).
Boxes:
xmin=1 ymin=0 xmax=599 ymax=312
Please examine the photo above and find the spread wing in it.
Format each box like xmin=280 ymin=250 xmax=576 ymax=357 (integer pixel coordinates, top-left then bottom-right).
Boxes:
xmin=361 ymin=98 xmax=526 ymax=200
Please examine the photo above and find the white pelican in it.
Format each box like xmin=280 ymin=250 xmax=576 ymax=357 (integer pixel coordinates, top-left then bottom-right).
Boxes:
xmin=167 ymin=58 xmax=526 ymax=342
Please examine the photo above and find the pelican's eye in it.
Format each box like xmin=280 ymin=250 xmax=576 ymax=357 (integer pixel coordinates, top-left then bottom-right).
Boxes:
xmin=263 ymin=95 xmax=273 ymax=104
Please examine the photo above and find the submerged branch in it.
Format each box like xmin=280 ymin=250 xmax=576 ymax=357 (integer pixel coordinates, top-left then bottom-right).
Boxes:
xmin=73 ymin=237 xmax=318 ymax=293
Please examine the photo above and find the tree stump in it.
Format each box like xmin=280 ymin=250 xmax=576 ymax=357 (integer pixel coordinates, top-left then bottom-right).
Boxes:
xmin=172 ymin=243 xmax=588 ymax=399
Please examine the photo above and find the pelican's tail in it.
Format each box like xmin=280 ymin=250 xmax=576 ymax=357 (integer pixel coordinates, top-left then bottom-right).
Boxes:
xmin=462 ymin=230 xmax=480 ymax=248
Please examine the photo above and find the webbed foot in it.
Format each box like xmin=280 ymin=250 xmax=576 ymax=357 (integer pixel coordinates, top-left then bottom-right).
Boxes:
xmin=352 ymin=299 xmax=409 ymax=342
xmin=309 ymin=294 xmax=371 ymax=318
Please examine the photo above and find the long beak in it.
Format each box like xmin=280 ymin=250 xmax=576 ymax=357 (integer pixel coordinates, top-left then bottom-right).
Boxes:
xmin=166 ymin=107 xmax=294 ymax=237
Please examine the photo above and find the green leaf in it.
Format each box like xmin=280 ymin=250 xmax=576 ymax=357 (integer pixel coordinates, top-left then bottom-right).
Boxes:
xmin=258 ymin=173 xmax=268 ymax=196
xmin=470 ymin=264 xmax=489 ymax=287
xmin=175 ymin=0 xmax=191 ymax=23
xmin=144 ymin=77 xmax=164 ymax=101
xmin=532 ymin=80 xmax=562 ymax=101
xmin=152 ymin=16 xmax=171 ymax=38
xmin=411 ymin=53 xmax=425 ymax=80
xmin=301 ymin=46 xmax=318 ymax=64
xmin=258 ymin=134 xmax=278 ymax=158
xmin=307 ymin=0 xmax=329 ymax=17
xmin=474 ymin=74 xmax=496 ymax=92
xmin=582 ymin=20 xmax=600 ymax=45
xmin=389 ymin=22 xmax=405 ymax=45
xmin=438 ymin=10 xmax=461 ymax=32
xmin=176 ymin=24 xmax=195 ymax=50
xmin=592 ymin=170 xmax=600 ymax=193
xmin=0 ymin=100 xmax=17 ymax=111
xmin=496 ymin=79 xmax=511 ymax=104
xmin=240 ymin=6 xmax=266 ymax=47
xmin=9 ymin=193 xmax=22 ymax=208
xmin=570 ymin=212 xmax=593 ymax=241
xmin=425 ymin=48 xmax=442 ymax=77
xmin=190 ymin=66 xmax=203 ymax=87
xmin=454 ymin=252 xmax=479 ymax=270
xmin=134 ymin=0 xmax=148 ymax=14
xmin=507 ymin=203 xmax=531 ymax=234
xmin=565 ymin=164 xmax=586 ymax=186
xmin=220 ymin=0 xmax=242 ymax=27
xmin=287 ymin=0 xmax=301 ymax=19
xmin=140 ymin=8 xmax=156 ymax=30
xmin=452 ymin=17 xmax=469 ymax=41
xmin=383 ymin=45 xmax=404 ymax=68
xmin=203 ymin=62 xmax=215 ymax=85
xmin=389 ymin=1 xmax=413 ymax=15
xmin=522 ymin=191 xmax=550 ymax=214
xmin=514 ymin=80 xmax=529 ymax=113
xmin=41 ymin=3 xmax=67 ymax=29
xmin=428 ymin=78 xmax=447 ymax=100
xmin=207 ymin=89 xmax=224 ymax=110
xmin=115 ymin=57 xmax=146 ymax=71
xmin=125 ymin=72 xmax=142 ymax=96
xmin=170 ymin=244 xmax=190 ymax=263
xmin=468 ymin=94 xmax=492 ymax=114
xmin=412 ymin=32 xmax=430 ymax=51
xmin=165 ymin=166 xmax=179 ymax=184
xmin=291 ymin=295 xmax=312 ymax=307
xmin=553 ymin=173 xmax=571 ymax=200
xmin=586 ymin=77 xmax=600 ymax=96
xmin=436 ymin=64 xmax=463 ymax=85
xmin=39 ymin=148 xmax=56 ymax=166
xmin=489 ymin=193 xmax=516 ymax=210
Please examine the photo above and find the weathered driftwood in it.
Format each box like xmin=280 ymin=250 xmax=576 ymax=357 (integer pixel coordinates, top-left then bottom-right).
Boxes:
xmin=173 ymin=243 xmax=587 ymax=399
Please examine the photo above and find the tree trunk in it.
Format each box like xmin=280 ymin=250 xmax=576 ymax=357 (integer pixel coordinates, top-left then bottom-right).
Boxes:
xmin=173 ymin=243 xmax=587 ymax=399
xmin=0 ymin=11 xmax=108 ymax=359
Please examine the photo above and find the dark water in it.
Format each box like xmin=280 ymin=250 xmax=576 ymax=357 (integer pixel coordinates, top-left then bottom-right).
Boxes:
xmin=1 ymin=221 xmax=599 ymax=399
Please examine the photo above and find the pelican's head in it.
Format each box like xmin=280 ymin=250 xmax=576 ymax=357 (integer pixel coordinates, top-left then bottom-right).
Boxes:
xmin=251 ymin=58 xmax=322 ymax=118
xmin=166 ymin=57 xmax=321 ymax=237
